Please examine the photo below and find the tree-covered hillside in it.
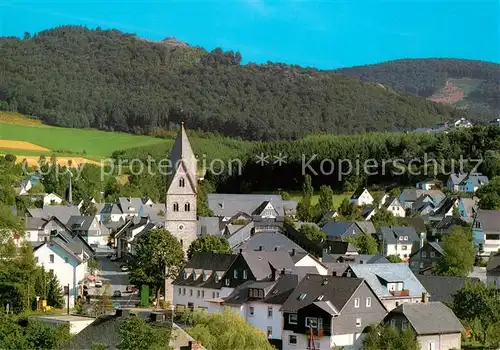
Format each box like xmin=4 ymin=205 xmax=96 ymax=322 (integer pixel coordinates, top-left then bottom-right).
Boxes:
xmin=0 ymin=26 xmax=474 ymax=140
xmin=336 ymin=58 xmax=500 ymax=114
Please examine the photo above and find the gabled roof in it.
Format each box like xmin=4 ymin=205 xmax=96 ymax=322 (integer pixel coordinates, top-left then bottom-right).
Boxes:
xmin=227 ymin=221 xmax=255 ymax=248
xmin=207 ymin=194 xmax=290 ymax=217
xmin=433 ymin=196 xmax=458 ymax=216
xmin=224 ymin=274 xmax=299 ymax=306
xmin=118 ymin=197 xmax=144 ymax=214
xmin=25 ymin=217 xmax=48 ymax=230
xmin=252 ymin=201 xmax=279 ymax=216
xmin=197 ymin=217 xmax=222 ymax=236
xmin=28 ymin=205 xmax=81 ymax=224
xmin=141 ymin=203 xmax=166 ymax=224
xmin=347 ymin=263 xmax=427 ymax=299
xmin=387 ymin=302 xmax=464 ymax=335
xmin=281 ymin=274 xmax=366 ymax=313
xmin=378 ymin=226 xmax=420 ymax=244
xmin=350 ymin=188 xmax=370 ymax=200
xmin=382 ymin=196 xmax=402 ymax=209
xmin=321 ymin=221 xmax=360 ymax=238
xmin=399 ymin=189 xmax=445 ymax=204
xmin=435 ymin=216 xmax=468 ymax=230
xmin=232 ymin=232 xmax=306 ymax=255
xmin=355 ymin=221 xmax=376 ymax=234
xmin=427 ymin=241 xmax=445 ymax=255
xmin=166 ymin=123 xmax=197 ymax=192
xmin=475 ymin=210 xmax=500 ymax=233
xmin=459 ymin=197 xmax=479 ymax=217
xmin=403 ymin=217 xmax=427 ymax=233
xmin=459 ymin=173 xmax=489 ymax=187
xmin=448 ymin=173 xmax=468 ymax=186
xmin=323 ymin=241 xmax=359 ymax=255
xmin=67 ymin=216 xmax=95 ymax=231
xmin=100 ymin=203 xmax=122 ymax=215
xmin=416 ymin=275 xmax=480 ymax=303
xmin=239 ymin=251 xmax=296 ymax=281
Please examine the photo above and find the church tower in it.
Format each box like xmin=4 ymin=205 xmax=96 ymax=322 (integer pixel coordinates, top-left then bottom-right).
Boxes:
xmin=165 ymin=123 xmax=198 ymax=253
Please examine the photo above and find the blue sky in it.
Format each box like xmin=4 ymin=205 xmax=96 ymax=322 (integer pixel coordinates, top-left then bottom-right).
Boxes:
xmin=0 ymin=0 xmax=498 ymax=69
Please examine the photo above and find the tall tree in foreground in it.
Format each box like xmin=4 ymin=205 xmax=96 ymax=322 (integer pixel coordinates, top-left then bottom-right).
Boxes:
xmin=477 ymin=176 xmax=500 ymax=210
xmin=127 ymin=229 xmax=184 ymax=302
xmin=183 ymin=308 xmax=274 ymax=350
xmin=346 ymin=233 xmax=379 ymax=255
xmin=316 ymin=185 xmax=334 ymax=218
xmin=437 ymin=226 xmax=475 ymax=277
xmin=117 ymin=316 xmax=172 ymax=350
xmin=298 ymin=224 xmax=326 ymax=244
xmin=297 ymin=175 xmax=314 ymax=222
xmin=187 ymin=236 xmax=232 ymax=260
xmin=363 ymin=324 xmax=419 ymax=350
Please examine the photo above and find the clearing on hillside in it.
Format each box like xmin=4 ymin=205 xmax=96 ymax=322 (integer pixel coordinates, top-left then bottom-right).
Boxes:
xmin=0 ymin=111 xmax=44 ymax=126
xmin=0 ymin=140 xmax=50 ymax=152
xmin=428 ymin=78 xmax=484 ymax=106
xmin=10 ymin=156 xmax=101 ymax=167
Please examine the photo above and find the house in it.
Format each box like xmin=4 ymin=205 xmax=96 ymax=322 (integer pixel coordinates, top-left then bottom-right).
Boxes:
xmin=281 ymin=274 xmax=387 ymax=350
xmin=14 ymin=178 xmax=33 ymax=195
xmin=207 ymin=194 xmax=297 ymax=221
xmin=99 ymin=203 xmax=123 ymax=222
xmin=43 ymin=192 xmax=64 ymax=206
xmin=27 ymin=205 xmax=81 ymax=225
xmin=383 ymin=301 xmax=464 ymax=350
xmin=453 ymin=117 xmax=473 ymax=128
xmin=472 ymin=210 xmax=500 ymax=256
xmin=446 ymin=174 xmax=467 ymax=192
xmin=343 ymin=263 xmax=429 ymax=311
xmin=432 ymin=216 xmax=468 ymax=239
xmin=430 ymin=197 xmax=459 ymax=222
xmin=490 ymin=118 xmax=500 ymax=127
xmin=114 ymin=217 xmax=160 ymax=258
xmin=67 ymin=216 xmax=110 ymax=246
xmin=399 ymin=189 xmax=445 ymax=210
xmin=231 ymin=232 xmax=307 ymax=256
xmin=411 ymin=194 xmax=437 ymax=216
xmin=323 ymin=254 xmax=390 ymax=277
xmin=486 ymin=252 xmax=500 ymax=288
xmin=457 ymin=197 xmax=479 ymax=222
xmin=409 ymin=241 xmax=444 ymax=274
xmin=321 ymin=221 xmax=375 ymax=242
xmin=141 ymin=203 xmax=166 ymax=224
xmin=197 ymin=217 xmax=222 ymax=236
xmin=291 ymin=252 xmax=329 ymax=278
xmin=173 ymin=252 xmax=238 ymax=311
xmin=361 ymin=206 xmax=377 ymax=220
xmin=458 ymin=173 xmax=489 ymax=193
xmin=404 ymin=217 xmax=428 ymax=238
xmin=379 ymin=195 xmax=406 ymax=217
xmin=349 ymin=188 xmax=374 ymax=206
xmin=377 ymin=226 xmax=423 ymax=260
xmin=31 ymin=232 xmax=91 ymax=308
xmin=215 ymin=273 xmax=299 ymax=348
xmin=323 ymin=241 xmax=359 ymax=256
xmin=416 ymin=180 xmax=442 ymax=190
xmin=416 ymin=275 xmax=481 ymax=303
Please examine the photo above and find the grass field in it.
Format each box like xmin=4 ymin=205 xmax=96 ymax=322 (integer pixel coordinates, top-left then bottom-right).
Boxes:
xmin=0 ymin=112 xmax=168 ymax=160
xmin=287 ymin=192 xmax=351 ymax=207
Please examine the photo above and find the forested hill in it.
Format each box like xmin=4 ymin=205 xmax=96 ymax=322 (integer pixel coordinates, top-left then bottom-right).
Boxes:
xmin=336 ymin=59 xmax=500 ymax=115
xmin=0 ymin=26 xmax=476 ymax=140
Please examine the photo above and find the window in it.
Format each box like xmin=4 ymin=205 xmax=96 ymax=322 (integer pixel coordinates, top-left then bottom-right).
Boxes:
xmin=366 ymin=297 xmax=372 ymax=307
xmin=421 ymin=251 xmax=427 ymax=258
xmin=267 ymin=306 xmax=273 ymax=318
xmin=183 ymin=288 xmax=186 ymax=295
xmin=183 ymin=271 xmax=188 ymax=279
xmin=179 ymin=178 xmax=185 ymax=187
xmin=225 ymin=278 xmax=230 ymax=286
xmin=266 ymin=326 xmax=272 ymax=338
xmin=49 ymin=254 xmax=54 ymax=263
xmin=64 ymin=257 xmax=69 ymax=263
xmin=184 ymin=203 xmax=190 ymax=211
xmin=193 ymin=272 xmax=197 ymax=280
xmin=201 ymin=290 xmax=204 ymax=298
xmin=402 ymin=320 xmax=408 ymax=330
xmin=428 ymin=342 xmax=436 ymax=350
xmin=354 ymin=298 xmax=360 ymax=308
xmin=233 ymin=269 xmax=238 ymax=278
xmin=390 ymin=319 xmax=396 ymax=328
xmin=212 ymin=292 xmax=215 ymax=298
xmin=173 ymin=203 xmax=179 ymax=212
xmin=216 ymin=292 xmax=219 ymax=298
xmin=420 ymin=262 xmax=424 ymax=268
xmin=305 ymin=317 xmax=318 ymax=329
xmin=188 ymin=289 xmax=193 ymax=297
xmin=430 ymin=251 xmax=435 ymax=258
xmin=180 ymin=239 xmax=184 ymax=248
xmin=475 ymin=221 xmax=481 ymax=228
xmin=178 ymin=288 xmax=182 ymax=295
xmin=197 ymin=290 xmax=200 ymax=298
xmin=243 ymin=269 xmax=247 ymax=279
xmin=289 ymin=313 xmax=298 ymax=324
xmin=249 ymin=306 xmax=254 ymax=316
xmin=402 ymin=245 xmax=407 ymax=250
xmin=356 ymin=318 xmax=362 ymax=327
xmin=289 ymin=335 xmax=297 ymax=345
xmin=298 ymin=293 xmax=307 ymax=300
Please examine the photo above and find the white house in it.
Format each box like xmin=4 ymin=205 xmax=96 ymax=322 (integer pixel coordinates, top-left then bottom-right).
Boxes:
xmin=380 ymin=195 xmax=406 ymax=217
xmin=378 ymin=226 xmax=422 ymax=261
xmin=43 ymin=193 xmax=64 ymax=206
xmin=415 ymin=180 xmax=442 ymax=191
xmin=486 ymin=252 xmax=500 ymax=289
xmin=32 ymin=239 xmax=88 ymax=308
xmin=350 ymin=188 xmax=374 ymax=206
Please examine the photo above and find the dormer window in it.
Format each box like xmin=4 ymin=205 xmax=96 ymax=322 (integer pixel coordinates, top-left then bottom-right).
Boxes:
xmin=298 ymin=293 xmax=307 ymax=301
xmin=173 ymin=203 xmax=179 ymax=212
xmin=179 ymin=178 xmax=185 ymax=187
xmin=185 ymin=203 xmax=190 ymax=211
xmin=183 ymin=271 xmax=188 ymax=279
xmin=315 ymin=295 xmax=324 ymax=301
xmin=193 ymin=272 xmax=197 ymax=280
xmin=202 ymin=273 xmax=207 ymax=281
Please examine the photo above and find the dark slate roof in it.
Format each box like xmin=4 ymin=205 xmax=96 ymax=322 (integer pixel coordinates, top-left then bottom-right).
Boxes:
xmin=350 ymin=188 xmax=367 ymax=199
xmin=173 ymin=253 xmax=237 ymax=289
xmin=130 ymin=222 xmax=161 ymax=244
xmin=428 ymin=241 xmax=445 ymax=255
xmin=435 ymin=216 xmax=468 ymax=230
xmin=448 ymin=173 xmax=468 ymax=186
xmin=400 ymin=189 xmax=445 ymax=204
xmin=100 ymin=203 xmax=122 ymax=215
xmin=411 ymin=194 xmax=435 ymax=211
xmin=207 ymin=194 xmax=288 ymax=217
xmin=433 ymin=197 xmax=458 ymax=216
xmin=323 ymin=241 xmax=359 ymax=255
xmin=227 ymin=221 xmax=254 ymax=248
xmin=355 ymin=221 xmax=376 ymax=234
xmin=387 ymin=302 xmax=464 ymax=335
xmin=403 ymin=218 xmax=427 ymax=233
xmin=197 ymin=216 xmax=222 ymax=236
xmin=378 ymin=226 xmax=420 ymax=244
xmin=67 ymin=216 xmax=95 ymax=231
xmin=252 ymin=201 xmax=278 ymax=216
xmin=240 ymin=251 xmax=296 ymax=280
xmin=224 ymin=273 xmax=299 ymax=306
xmin=460 ymin=174 xmax=489 ymax=187
xmin=321 ymin=221 xmax=359 ymax=238
xmin=28 ymin=205 xmax=81 ymax=224
xmin=281 ymin=274 xmax=365 ymax=313
xmin=475 ymin=210 xmax=500 ymax=234
xmin=323 ymin=254 xmax=389 ymax=264
xmin=416 ymin=275 xmax=480 ymax=303
xmin=25 ymin=217 xmax=48 ymax=230
xmin=232 ymin=232 xmax=306 ymax=255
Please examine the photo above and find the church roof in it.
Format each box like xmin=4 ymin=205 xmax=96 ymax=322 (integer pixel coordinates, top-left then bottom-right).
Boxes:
xmin=166 ymin=123 xmax=197 ymax=192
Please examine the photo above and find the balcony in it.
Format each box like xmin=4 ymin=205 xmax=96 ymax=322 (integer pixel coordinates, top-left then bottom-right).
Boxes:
xmin=390 ymin=290 xmax=410 ymax=297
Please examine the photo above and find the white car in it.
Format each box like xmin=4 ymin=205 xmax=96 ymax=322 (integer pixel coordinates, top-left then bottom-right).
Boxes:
xmin=95 ymin=280 xmax=103 ymax=288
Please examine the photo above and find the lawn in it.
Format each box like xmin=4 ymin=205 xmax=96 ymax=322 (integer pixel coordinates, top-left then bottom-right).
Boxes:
xmin=0 ymin=122 xmax=167 ymax=159
xmin=288 ymin=192 xmax=351 ymax=208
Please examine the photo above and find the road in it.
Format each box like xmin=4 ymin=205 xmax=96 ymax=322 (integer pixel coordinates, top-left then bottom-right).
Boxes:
xmin=88 ymin=250 xmax=140 ymax=308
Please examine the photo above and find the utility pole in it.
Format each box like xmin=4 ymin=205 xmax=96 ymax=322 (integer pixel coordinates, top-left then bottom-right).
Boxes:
xmin=67 ymin=284 xmax=70 ymax=315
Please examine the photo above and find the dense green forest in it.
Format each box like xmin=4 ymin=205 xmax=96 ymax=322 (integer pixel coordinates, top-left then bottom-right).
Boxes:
xmin=337 ymin=58 xmax=500 ymax=113
xmin=0 ymin=26 xmax=480 ymax=140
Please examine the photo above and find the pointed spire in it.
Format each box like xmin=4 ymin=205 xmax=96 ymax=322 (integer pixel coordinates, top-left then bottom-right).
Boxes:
xmin=166 ymin=123 xmax=197 ymax=190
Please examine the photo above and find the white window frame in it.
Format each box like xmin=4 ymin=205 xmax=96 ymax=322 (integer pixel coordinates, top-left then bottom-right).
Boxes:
xmin=305 ymin=317 xmax=318 ymax=329
xmin=267 ymin=306 xmax=273 ymax=318
xmin=233 ymin=269 xmax=238 ymax=278
xmin=354 ymin=298 xmax=360 ymax=308
xmin=288 ymin=334 xmax=297 ymax=345
xmin=356 ymin=318 xmax=362 ymax=327
xmin=366 ymin=297 xmax=371 ymax=307
xmin=266 ymin=326 xmax=272 ymax=338
xmin=289 ymin=313 xmax=298 ymax=325
xmin=243 ymin=269 xmax=247 ymax=279
xmin=249 ymin=306 xmax=254 ymax=316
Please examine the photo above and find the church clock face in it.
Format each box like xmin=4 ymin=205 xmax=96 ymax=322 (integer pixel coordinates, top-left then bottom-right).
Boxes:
xmin=178 ymin=224 xmax=184 ymax=230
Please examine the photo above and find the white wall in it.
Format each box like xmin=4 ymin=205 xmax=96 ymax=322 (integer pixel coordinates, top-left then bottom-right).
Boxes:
xmin=387 ymin=205 xmax=406 ymax=218
xmin=44 ymin=193 xmax=63 ymax=206
xmin=382 ymin=297 xmax=421 ymax=312
xmin=385 ymin=243 xmax=413 ymax=260
xmin=282 ymin=331 xmax=331 ymax=350
xmin=245 ymin=303 xmax=283 ymax=340
xmin=294 ymin=255 xmax=328 ymax=275
xmin=25 ymin=229 xmax=40 ymax=242
xmin=173 ymin=285 xmax=233 ymax=309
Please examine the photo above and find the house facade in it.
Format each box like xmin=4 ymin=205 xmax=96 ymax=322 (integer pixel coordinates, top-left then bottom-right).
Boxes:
xmin=409 ymin=242 xmax=444 ymax=275
xmin=458 ymin=174 xmax=489 ymax=193
xmin=349 ymin=188 xmax=374 ymax=206
xmin=473 ymin=210 xmax=500 ymax=256
xmin=43 ymin=193 xmax=64 ymax=206
xmin=281 ymin=275 xmax=386 ymax=350
xmin=377 ymin=226 xmax=422 ymax=261
xmin=486 ymin=252 xmax=500 ymax=288
xmin=380 ymin=196 xmax=406 ymax=217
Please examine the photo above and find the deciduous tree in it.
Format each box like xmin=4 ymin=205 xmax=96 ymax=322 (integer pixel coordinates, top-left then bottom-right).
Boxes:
xmin=437 ymin=226 xmax=475 ymax=277
xmin=187 ymin=236 xmax=231 ymax=260
xmin=298 ymin=224 xmax=325 ymax=244
xmin=117 ymin=316 xmax=171 ymax=350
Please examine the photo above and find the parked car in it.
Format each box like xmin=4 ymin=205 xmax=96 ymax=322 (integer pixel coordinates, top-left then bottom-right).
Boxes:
xmin=112 ymin=290 xmax=122 ymax=298
xmin=95 ymin=280 xmax=103 ymax=288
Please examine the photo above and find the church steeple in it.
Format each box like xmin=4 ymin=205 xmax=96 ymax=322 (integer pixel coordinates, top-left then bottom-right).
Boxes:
xmin=166 ymin=122 xmax=197 ymax=192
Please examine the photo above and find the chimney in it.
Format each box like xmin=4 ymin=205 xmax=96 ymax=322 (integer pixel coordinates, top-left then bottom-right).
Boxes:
xmin=291 ymin=248 xmax=295 ymax=256
xmin=259 ymin=245 xmax=263 ymax=251
xmin=420 ymin=232 xmax=425 ymax=249
xmin=271 ymin=267 xmax=277 ymax=281
xmin=281 ymin=268 xmax=286 ymax=275
xmin=239 ymin=249 xmax=243 ymax=253
xmin=421 ymin=292 xmax=428 ymax=304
